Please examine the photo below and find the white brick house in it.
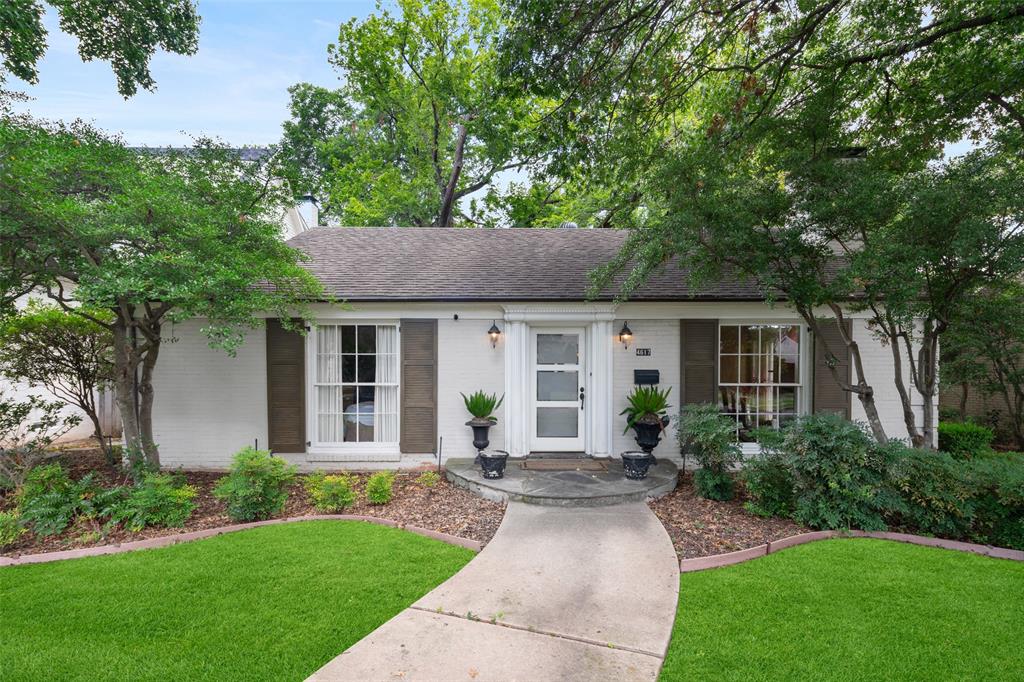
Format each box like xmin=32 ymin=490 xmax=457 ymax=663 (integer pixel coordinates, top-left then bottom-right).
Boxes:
xmin=151 ymin=228 xmax=935 ymax=470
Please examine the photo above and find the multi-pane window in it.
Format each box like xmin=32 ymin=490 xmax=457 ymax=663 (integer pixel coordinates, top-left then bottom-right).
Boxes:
xmin=314 ymin=324 xmax=399 ymax=444
xmin=719 ymin=324 xmax=801 ymax=442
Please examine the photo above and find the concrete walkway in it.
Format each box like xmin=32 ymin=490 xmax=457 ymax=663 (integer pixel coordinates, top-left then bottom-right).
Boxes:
xmin=309 ymin=502 xmax=680 ymax=682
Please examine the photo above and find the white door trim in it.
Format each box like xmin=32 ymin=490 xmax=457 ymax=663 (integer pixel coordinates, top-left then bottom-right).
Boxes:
xmin=529 ymin=327 xmax=586 ymax=452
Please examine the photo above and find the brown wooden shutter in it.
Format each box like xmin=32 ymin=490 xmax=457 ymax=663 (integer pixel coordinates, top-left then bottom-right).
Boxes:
xmin=266 ymin=319 xmax=306 ymax=453
xmin=400 ymin=319 xmax=437 ymax=453
xmin=681 ymin=319 xmax=718 ymax=406
xmin=813 ymin=319 xmax=852 ymax=419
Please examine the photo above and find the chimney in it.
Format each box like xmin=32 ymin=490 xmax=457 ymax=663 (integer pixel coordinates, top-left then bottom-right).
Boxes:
xmin=299 ymin=193 xmax=319 ymax=228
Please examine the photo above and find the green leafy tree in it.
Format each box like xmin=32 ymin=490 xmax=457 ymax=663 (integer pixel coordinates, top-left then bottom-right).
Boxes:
xmin=505 ymin=0 xmax=1024 ymax=444
xmin=278 ymin=0 xmax=548 ymax=227
xmin=0 ymin=117 xmax=322 ymax=468
xmin=0 ymin=0 xmax=200 ymax=97
xmin=0 ymin=301 xmax=116 ymax=461
xmin=943 ymin=284 xmax=1024 ymax=449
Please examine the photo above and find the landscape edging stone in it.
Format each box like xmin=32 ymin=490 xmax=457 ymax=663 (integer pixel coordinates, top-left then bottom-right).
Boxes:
xmin=0 ymin=515 xmax=482 ymax=566
xmin=679 ymin=530 xmax=1024 ymax=572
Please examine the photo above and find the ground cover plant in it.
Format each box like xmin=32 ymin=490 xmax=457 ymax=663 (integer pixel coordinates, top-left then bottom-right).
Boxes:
xmin=660 ymin=539 xmax=1024 ymax=681
xmin=1 ymin=522 xmax=473 ymax=680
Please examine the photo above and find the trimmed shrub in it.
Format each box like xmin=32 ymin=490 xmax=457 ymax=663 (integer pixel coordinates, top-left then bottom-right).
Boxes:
xmin=0 ymin=510 xmax=25 ymax=548
xmin=416 ymin=471 xmax=441 ymax=488
xmin=678 ymin=403 xmax=741 ymax=501
xmin=366 ymin=471 xmax=395 ymax=505
xmin=938 ymin=421 xmax=994 ymax=459
xmin=784 ymin=415 xmax=902 ymax=531
xmin=742 ymin=430 xmax=795 ymax=518
xmin=214 ymin=447 xmax=297 ymax=521
xmin=114 ymin=473 xmax=198 ymax=531
xmin=304 ymin=471 xmax=357 ymax=513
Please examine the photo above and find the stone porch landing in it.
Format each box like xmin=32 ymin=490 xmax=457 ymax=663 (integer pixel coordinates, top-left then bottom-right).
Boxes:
xmin=445 ymin=457 xmax=678 ymax=506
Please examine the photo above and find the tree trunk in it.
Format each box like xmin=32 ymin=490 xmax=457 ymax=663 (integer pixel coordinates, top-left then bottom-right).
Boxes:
xmin=437 ymin=123 xmax=467 ymax=227
xmin=808 ymin=306 xmax=889 ymax=444
xmin=138 ymin=327 xmax=161 ymax=468
xmin=111 ymin=322 xmax=142 ymax=468
xmin=959 ymin=383 xmax=969 ymax=421
xmin=888 ymin=333 xmax=925 ymax=447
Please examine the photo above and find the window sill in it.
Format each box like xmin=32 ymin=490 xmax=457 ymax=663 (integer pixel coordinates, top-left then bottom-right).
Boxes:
xmin=306 ymin=445 xmax=401 ymax=463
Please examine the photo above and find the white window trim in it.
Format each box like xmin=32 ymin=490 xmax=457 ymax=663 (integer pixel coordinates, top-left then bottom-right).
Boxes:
xmin=716 ymin=321 xmax=811 ymax=455
xmin=305 ymin=320 xmax=402 ymax=459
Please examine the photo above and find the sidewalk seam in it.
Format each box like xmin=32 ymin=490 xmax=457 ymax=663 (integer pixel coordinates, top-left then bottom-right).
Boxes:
xmin=408 ymin=605 xmax=664 ymax=660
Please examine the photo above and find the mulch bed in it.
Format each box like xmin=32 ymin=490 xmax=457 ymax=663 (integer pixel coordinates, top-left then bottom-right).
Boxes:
xmin=649 ymin=471 xmax=806 ymax=560
xmin=1 ymin=449 xmax=505 ymax=558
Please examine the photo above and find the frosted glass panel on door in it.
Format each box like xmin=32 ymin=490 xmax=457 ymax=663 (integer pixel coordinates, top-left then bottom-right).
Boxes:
xmin=537 ymin=407 xmax=578 ymax=438
xmin=537 ymin=371 xmax=578 ymax=401
xmin=537 ymin=334 xmax=578 ymax=365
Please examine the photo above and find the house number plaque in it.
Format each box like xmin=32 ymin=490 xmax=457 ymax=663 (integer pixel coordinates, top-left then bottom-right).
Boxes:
xmin=635 ymin=348 xmax=651 ymax=356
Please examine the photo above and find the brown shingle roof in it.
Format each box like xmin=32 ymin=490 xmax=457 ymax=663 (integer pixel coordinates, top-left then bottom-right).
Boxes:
xmin=286 ymin=227 xmax=766 ymax=302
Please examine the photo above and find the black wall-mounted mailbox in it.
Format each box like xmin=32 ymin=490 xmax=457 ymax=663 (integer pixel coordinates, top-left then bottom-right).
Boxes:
xmin=634 ymin=369 xmax=660 ymax=385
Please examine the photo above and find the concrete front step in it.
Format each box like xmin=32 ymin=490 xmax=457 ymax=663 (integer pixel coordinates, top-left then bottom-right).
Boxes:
xmin=445 ymin=457 xmax=678 ymax=507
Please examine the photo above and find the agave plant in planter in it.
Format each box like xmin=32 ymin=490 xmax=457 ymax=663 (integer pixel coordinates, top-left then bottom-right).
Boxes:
xmin=462 ymin=390 xmax=504 ymax=464
xmin=620 ymin=386 xmax=672 ymax=471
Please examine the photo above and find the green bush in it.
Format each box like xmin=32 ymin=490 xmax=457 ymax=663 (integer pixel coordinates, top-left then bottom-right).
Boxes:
xmin=784 ymin=415 xmax=902 ymax=531
xmin=114 ymin=473 xmax=198 ymax=531
xmin=365 ymin=471 xmax=395 ymax=505
xmin=17 ymin=464 xmax=127 ymax=536
xmin=304 ymin=471 xmax=357 ymax=513
xmin=677 ymin=403 xmax=741 ymax=501
xmin=18 ymin=464 xmax=89 ymax=536
xmin=0 ymin=509 xmax=26 ymax=548
xmin=416 ymin=471 xmax=441 ymax=488
xmin=938 ymin=421 xmax=994 ymax=459
xmin=965 ymin=454 xmax=1024 ymax=550
xmin=742 ymin=430 xmax=796 ymax=518
xmin=213 ymin=447 xmax=297 ymax=521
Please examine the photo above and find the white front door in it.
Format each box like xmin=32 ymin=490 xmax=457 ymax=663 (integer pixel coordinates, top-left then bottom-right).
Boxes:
xmin=530 ymin=328 xmax=586 ymax=451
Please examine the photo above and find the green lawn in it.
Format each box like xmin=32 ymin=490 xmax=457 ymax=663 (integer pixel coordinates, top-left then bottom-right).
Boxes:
xmin=662 ymin=538 xmax=1024 ymax=681
xmin=0 ymin=521 xmax=473 ymax=681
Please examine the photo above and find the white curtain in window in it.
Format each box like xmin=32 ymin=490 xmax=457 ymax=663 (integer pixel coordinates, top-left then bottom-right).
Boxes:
xmin=316 ymin=325 xmax=343 ymax=443
xmin=375 ymin=325 xmax=399 ymax=442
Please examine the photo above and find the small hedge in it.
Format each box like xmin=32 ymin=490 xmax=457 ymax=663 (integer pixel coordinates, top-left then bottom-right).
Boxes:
xmin=366 ymin=471 xmax=395 ymax=505
xmin=938 ymin=421 xmax=994 ymax=459
xmin=214 ymin=447 xmax=297 ymax=521
xmin=742 ymin=415 xmax=1024 ymax=550
xmin=304 ymin=471 xmax=357 ymax=513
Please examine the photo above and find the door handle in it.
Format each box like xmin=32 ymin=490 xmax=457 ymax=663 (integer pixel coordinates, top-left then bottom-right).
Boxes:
xmin=579 ymin=386 xmax=585 ymax=410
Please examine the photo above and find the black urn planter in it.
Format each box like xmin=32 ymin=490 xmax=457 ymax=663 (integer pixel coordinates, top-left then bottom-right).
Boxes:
xmin=466 ymin=418 xmax=494 ymax=451
xmin=631 ymin=416 xmax=669 ymax=460
xmin=621 ymin=451 xmax=655 ymax=480
xmin=479 ymin=450 xmax=510 ymax=479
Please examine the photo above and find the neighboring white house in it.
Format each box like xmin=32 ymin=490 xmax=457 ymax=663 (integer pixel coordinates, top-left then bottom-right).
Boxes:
xmin=151 ymin=227 xmax=936 ymax=471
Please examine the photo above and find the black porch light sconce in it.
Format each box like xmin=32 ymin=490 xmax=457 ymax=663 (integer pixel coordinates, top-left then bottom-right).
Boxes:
xmin=488 ymin=320 xmax=502 ymax=348
xmin=619 ymin=321 xmax=633 ymax=349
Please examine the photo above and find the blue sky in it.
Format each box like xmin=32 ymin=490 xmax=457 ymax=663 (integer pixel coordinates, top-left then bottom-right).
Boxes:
xmin=11 ymin=1 xmax=382 ymax=146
